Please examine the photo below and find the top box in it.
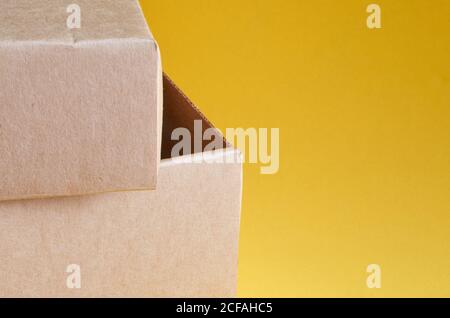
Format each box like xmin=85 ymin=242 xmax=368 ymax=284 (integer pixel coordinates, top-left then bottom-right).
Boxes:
xmin=0 ymin=0 xmax=163 ymax=201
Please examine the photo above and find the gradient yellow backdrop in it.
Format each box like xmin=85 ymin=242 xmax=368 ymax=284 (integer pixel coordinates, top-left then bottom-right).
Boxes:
xmin=140 ymin=0 xmax=450 ymax=297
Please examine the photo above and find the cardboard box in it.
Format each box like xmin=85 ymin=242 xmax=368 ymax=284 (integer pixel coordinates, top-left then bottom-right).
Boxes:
xmin=0 ymin=0 xmax=163 ymax=201
xmin=0 ymin=75 xmax=242 ymax=297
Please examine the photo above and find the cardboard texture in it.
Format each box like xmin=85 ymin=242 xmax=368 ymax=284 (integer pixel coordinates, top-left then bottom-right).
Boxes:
xmin=0 ymin=75 xmax=242 ymax=297
xmin=0 ymin=0 xmax=163 ymax=201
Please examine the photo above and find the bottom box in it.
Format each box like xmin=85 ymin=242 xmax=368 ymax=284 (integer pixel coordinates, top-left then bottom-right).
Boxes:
xmin=0 ymin=75 xmax=242 ymax=297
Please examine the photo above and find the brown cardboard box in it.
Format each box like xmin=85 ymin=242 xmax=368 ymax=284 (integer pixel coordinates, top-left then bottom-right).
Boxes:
xmin=0 ymin=75 xmax=242 ymax=297
xmin=0 ymin=0 xmax=163 ymax=201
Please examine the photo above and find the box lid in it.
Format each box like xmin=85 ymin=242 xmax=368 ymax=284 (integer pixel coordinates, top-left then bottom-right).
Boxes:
xmin=0 ymin=0 xmax=163 ymax=201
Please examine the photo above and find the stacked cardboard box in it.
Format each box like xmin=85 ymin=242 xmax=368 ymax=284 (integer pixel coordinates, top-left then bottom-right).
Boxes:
xmin=0 ymin=0 xmax=242 ymax=297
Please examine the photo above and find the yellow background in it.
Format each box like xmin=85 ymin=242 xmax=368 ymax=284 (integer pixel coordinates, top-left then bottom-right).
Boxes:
xmin=140 ymin=0 xmax=450 ymax=297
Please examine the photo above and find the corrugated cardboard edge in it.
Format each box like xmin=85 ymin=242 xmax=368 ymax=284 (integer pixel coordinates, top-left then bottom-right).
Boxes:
xmin=136 ymin=0 xmax=164 ymax=178
xmin=155 ymin=45 xmax=163 ymax=184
